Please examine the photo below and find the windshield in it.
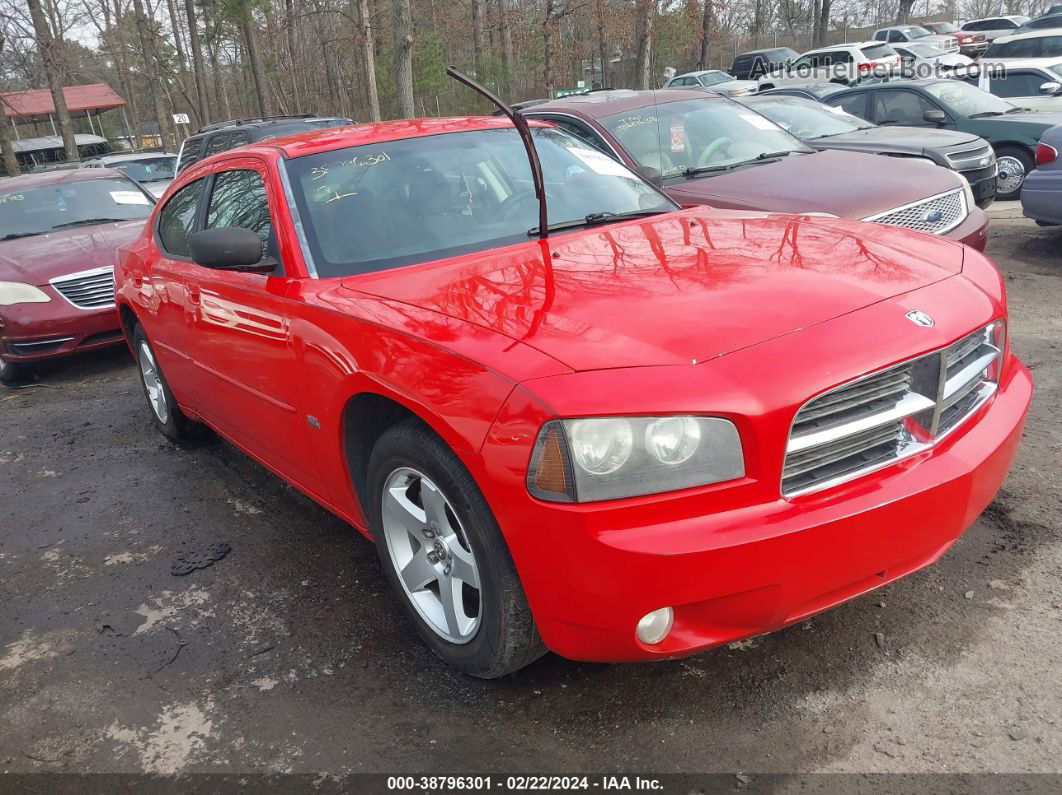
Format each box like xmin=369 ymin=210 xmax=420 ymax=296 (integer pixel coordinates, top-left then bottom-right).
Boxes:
xmin=904 ymin=26 xmax=932 ymax=39
xmin=747 ymin=97 xmax=875 ymax=139
xmin=929 ymin=22 xmax=958 ymax=33
xmin=699 ymin=72 xmax=731 ymax=86
xmin=906 ymin=43 xmax=945 ymax=57
xmin=600 ymin=98 xmax=808 ymax=179
xmin=108 ymin=156 xmax=176 ymax=183
xmin=925 ymin=80 xmax=1015 ymax=115
xmin=286 ymin=127 xmax=676 ymax=277
xmin=0 ymin=177 xmax=153 ymax=239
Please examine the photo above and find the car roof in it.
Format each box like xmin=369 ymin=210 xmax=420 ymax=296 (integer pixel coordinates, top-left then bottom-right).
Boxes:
xmin=981 ymin=55 xmax=1062 ymax=67
xmin=808 ymin=40 xmax=884 ymax=52
xmin=995 ymin=28 xmax=1062 ymax=43
xmin=234 ymin=116 xmax=554 ymax=160
xmin=835 ymin=78 xmax=946 ymax=91
xmin=529 ymin=88 xmax=717 ymax=117
xmin=0 ymin=167 xmax=129 ymax=190
xmin=736 ymin=47 xmax=794 ymax=55
xmin=967 ymin=15 xmax=1029 ymax=23
xmin=675 ymin=69 xmax=725 ymax=78
xmin=96 ymin=152 xmax=178 ymax=162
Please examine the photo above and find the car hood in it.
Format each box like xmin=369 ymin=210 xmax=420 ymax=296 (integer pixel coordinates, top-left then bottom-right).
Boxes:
xmin=992 ymin=110 xmax=1062 ymax=126
xmin=0 ymin=220 xmax=144 ymax=284
xmin=811 ymin=125 xmax=981 ymax=155
xmin=665 ymin=149 xmax=962 ymax=219
xmin=341 ymin=208 xmax=965 ymax=372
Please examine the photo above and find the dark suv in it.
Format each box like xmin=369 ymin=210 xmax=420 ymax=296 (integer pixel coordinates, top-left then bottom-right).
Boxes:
xmin=729 ymin=47 xmax=799 ymax=80
xmin=175 ymin=114 xmax=353 ymax=172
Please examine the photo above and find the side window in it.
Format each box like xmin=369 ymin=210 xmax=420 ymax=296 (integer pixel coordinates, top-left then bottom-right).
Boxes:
xmin=833 ymin=92 xmax=868 ymax=119
xmin=541 ymin=118 xmax=613 ymax=157
xmin=205 ymin=169 xmax=274 ymax=256
xmin=873 ymin=90 xmax=935 ymax=125
xmin=833 ymin=50 xmax=853 ymax=63
xmin=157 ymin=179 xmax=204 ymax=258
xmin=204 ymin=133 xmax=232 ymax=157
xmin=874 ymin=31 xmax=887 ymax=41
xmin=1043 ymin=36 xmax=1062 ymax=57
xmin=888 ymin=30 xmax=905 ymax=42
xmin=229 ymin=131 xmax=251 ymax=149
xmin=992 ymin=71 xmax=1046 ymax=97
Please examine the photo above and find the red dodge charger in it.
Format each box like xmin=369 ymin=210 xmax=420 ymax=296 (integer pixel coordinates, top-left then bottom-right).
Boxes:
xmin=114 ymin=117 xmax=1031 ymax=677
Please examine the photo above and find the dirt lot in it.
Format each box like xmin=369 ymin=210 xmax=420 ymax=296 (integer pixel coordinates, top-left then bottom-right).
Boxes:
xmin=1 ymin=202 xmax=1060 ymax=778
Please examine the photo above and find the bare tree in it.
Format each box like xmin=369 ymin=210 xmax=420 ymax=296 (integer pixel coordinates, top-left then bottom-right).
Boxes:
xmin=699 ymin=0 xmax=715 ymax=69
xmin=393 ymin=0 xmax=414 ymax=118
xmin=184 ymin=0 xmax=210 ymax=122
xmin=0 ymin=32 xmax=20 ymax=176
xmin=132 ymin=0 xmax=176 ymax=148
xmin=25 ymin=0 xmax=78 ymax=160
xmin=635 ymin=0 xmax=653 ymax=90
xmin=355 ymin=0 xmax=381 ymax=120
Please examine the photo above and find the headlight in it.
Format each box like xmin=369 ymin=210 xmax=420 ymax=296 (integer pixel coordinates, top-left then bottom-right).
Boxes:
xmin=527 ymin=416 xmax=744 ymax=503
xmin=0 ymin=281 xmax=50 ymax=306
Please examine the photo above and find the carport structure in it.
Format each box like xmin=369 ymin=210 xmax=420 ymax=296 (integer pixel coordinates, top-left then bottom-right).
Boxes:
xmin=1 ymin=83 xmax=131 ymax=145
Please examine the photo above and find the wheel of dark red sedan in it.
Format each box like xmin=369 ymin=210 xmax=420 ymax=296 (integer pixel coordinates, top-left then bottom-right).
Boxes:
xmin=0 ymin=356 xmax=32 ymax=386
xmin=132 ymin=324 xmax=198 ymax=441
xmin=995 ymin=146 xmax=1033 ymax=201
xmin=368 ymin=418 xmax=545 ymax=678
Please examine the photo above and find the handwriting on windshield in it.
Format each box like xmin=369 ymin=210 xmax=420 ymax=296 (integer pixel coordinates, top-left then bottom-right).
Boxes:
xmin=615 ymin=116 xmax=656 ymax=133
xmin=0 ymin=193 xmax=25 ymax=204
xmin=309 ymin=151 xmax=391 ymax=181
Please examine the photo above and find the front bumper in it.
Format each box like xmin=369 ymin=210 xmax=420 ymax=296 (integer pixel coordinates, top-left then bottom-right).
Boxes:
xmin=498 ymin=358 xmax=1030 ymax=662
xmin=959 ymin=43 xmax=989 ymax=57
xmin=944 ymin=206 xmax=989 ymax=251
xmin=0 ymin=295 xmax=122 ymax=363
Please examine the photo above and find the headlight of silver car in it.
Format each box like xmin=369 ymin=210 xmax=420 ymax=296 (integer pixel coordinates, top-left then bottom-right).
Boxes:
xmin=527 ymin=416 xmax=745 ymax=503
xmin=0 ymin=281 xmax=50 ymax=306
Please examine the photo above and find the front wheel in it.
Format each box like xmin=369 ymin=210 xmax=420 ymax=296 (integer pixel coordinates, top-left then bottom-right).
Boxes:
xmin=0 ymin=356 xmax=32 ymax=386
xmin=368 ymin=418 xmax=545 ymax=678
xmin=995 ymin=146 xmax=1034 ymax=201
xmin=132 ymin=324 xmax=200 ymax=441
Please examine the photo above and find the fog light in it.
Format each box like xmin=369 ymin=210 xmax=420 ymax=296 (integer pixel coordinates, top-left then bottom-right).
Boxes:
xmin=635 ymin=607 xmax=674 ymax=645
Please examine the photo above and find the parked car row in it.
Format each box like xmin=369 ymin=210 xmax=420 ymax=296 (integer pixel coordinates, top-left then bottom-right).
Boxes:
xmin=0 ymin=79 xmax=1049 ymax=677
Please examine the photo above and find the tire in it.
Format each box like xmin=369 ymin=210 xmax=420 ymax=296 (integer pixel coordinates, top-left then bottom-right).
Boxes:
xmin=368 ymin=418 xmax=545 ymax=678
xmin=995 ymin=145 xmax=1034 ymax=201
xmin=0 ymin=356 xmax=32 ymax=386
xmin=131 ymin=324 xmax=199 ymax=441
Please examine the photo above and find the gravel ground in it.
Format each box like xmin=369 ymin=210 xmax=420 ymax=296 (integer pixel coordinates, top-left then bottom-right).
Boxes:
xmin=1 ymin=202 xmax=1060 ymax=777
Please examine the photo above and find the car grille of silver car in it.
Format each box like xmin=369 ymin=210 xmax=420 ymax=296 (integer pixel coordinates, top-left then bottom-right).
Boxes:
xmin=49 ymin=266 xmax=117 ymax=310
xmin=782 ymin=323 xmax=1003 ymax=497
xmin=945 ymin=144 xmax=995 ymax=173
xmin=863 ymin=187 xmax=967 ymax=235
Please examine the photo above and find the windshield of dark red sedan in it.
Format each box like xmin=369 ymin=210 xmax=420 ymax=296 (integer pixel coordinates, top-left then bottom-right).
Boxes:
xmin=286 ymin=127 xmax=677 ymax=277
xmin=598 ymin=97 xmax=810 ymax=179
xmin=0 ymin=177 xmax=154 ymax=240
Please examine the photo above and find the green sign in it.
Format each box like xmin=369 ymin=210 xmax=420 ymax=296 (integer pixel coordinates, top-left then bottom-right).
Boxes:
xmin=553 ymin=86 xmax=591 ymax=98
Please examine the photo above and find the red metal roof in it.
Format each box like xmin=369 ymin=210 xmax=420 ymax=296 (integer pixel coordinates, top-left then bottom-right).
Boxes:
xmin=1 ymin=84 xmax=126 ymax=119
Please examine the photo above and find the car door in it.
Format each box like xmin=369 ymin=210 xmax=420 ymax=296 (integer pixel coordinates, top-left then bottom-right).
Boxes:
xmin=146 ymin=176 xmax=209 ymax=394
xmin=871 ymin=89 xmax=946 ymax=127
xmin=179 ymin=156 xmax=323 ymax=489
xmin=989 ymin=69 xmax=1050 ymax=100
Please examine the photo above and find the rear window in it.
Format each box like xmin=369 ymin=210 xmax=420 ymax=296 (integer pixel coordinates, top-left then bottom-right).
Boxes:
xmin=0 ymin=177 xmax=153 ymax=240
xmin=860 ymin=43 xmax=897 ymax=60
xmin=177 ymin=137 xmax=203 ymax=171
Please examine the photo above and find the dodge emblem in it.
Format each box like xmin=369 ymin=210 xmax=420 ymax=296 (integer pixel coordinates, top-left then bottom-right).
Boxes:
xmin=906 ymin=310 xmax=935 ymax=328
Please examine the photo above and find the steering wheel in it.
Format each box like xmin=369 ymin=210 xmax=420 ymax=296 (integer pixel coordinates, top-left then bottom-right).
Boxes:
xmin=498 ymin=188 xmax=538 ymax=220
xmin=697 ymin=137 xmax=734 ymax=168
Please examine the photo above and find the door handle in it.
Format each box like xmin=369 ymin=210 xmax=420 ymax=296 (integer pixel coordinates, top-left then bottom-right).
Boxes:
xmin=186 ymin=285 xmax=201 ymax=306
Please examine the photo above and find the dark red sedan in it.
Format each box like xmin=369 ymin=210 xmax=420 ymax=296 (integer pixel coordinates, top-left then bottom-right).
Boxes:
xmin=116 ymin=118 xmax=1030 ymax=677
xmin=0 ymin=169 xmax=155 ymax=383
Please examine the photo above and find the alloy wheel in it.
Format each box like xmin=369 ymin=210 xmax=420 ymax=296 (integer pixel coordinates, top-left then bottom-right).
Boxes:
xmin=138 ymin=341 xmax=169 ymax=424
xmin=381 ymin=467 xmax=482 ymax=644
xmin=996 ymin=156 xmax=1026 ymax=196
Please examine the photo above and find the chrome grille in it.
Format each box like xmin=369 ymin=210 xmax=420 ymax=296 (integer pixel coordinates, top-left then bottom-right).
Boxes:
xmin=863 ymin=188 xmax=967 ymax=235
xmin=945 ymin=144 xmax=995 ymax=172
xmin=783 ymin=323 xmax=1004 ymax=497
xmin=50 ymin=266 xmax=116 ymax=309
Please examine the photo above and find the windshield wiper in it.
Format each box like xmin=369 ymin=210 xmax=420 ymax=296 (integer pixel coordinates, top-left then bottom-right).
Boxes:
xmin=49 ymin=218 xmax=129 ymax=230
xmin=527 ymin=209 xmax=670 ymax=236
xmin=684 ymin=150 xmax=796 ymax=177
xmin=0 ymin=231 xmax=43 ymax=241
xmin=969 ymin=111 xmax=1004 ymax=118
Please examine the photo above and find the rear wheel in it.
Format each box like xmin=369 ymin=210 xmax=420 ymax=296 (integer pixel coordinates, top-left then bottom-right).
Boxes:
xmin=132 ymin=324 xmax=199 ymax=441
xmin=995 ymin=146 xmax=1034 ymax=201
xmin=368 ymin=418 xmax=545 ymax=678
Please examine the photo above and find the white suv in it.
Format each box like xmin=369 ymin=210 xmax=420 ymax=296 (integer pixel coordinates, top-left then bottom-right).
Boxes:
xmin=873 ymin=25 xmax=960 ymax=53
xmin=757 ymin=42 xmax=902 ymax=89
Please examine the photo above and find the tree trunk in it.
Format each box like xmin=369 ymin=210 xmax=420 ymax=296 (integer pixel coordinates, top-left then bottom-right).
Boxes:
xmin=184 ymin=0 xmax=210 ymax=123
xmin=543 ymin=0 xmax=557 ymax=98
xmin=817 ymin=0 xmax=832 ymax=47
xmin=393 ymin=0 xmax=415 ymax=118
xmin=472 ymin=0 xmax=486 ymax=74
xmin=355 ymin=0 xmax=381 ymax=121
xmin=110 ymin=0 xmax=143 ymax=149
xmin=895 ymin=0 xmax=916 ymax=23
xmin=596 ymin=0 xmax=608 ymax=87
xmin=26 ymin=0 xmax=78 ymax=161
xmin=497 ymin=0 xmax=514 ymax=92
xmin=635 ymin=0 xmax=654 ymax=90
xmin=0 ymin=35 xmax=19 ymax=176
xmin=699 ymin=0 xmax=714 ymax=69
xmin=242 ymin=14 xmax=271 ymax=116
xmin=132 ymin=0 xmax=176 ymax=150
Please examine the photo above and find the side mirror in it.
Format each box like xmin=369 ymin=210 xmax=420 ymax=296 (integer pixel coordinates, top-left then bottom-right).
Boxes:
xmin=923 ymin=109 xmax=947 ymax=125
xmin=1039 ymin=81 xmax=1062 ymax=96
xmin=637 ymin=165 xmax=663 ymax=188
xmin=188 ymin=227 xmax=274 ymax=273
